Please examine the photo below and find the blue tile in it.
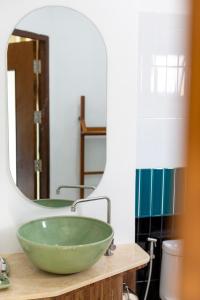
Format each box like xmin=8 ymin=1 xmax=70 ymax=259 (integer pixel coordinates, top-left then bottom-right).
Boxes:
xmin=151 ymin=169 xmax=163 ymax=216
xmin=174 ymin=167 xmax=185 ymax=214
xmin=163 ymin=169 xmax=174 ymax=215
xmin=135 ymin=168 xmax=179 ymax=218
xmin=139 ymin=169 xmax=151 ymax=217
xmin=135 ymin=169 xmax=140 ymax=217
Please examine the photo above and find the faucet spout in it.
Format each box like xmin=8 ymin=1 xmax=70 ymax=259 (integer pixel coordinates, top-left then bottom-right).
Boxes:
xmin=56 ymin=185 xmax=96 ymax=195
xmin=71 ymin=196 xmax=111 ymax=224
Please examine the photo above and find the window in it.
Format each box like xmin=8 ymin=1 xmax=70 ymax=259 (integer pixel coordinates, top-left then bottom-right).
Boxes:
xmin=150 ymin=55 xmax=186 ymax=96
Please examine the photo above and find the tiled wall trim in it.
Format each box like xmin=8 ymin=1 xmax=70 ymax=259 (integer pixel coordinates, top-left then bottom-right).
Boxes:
xmin=135 ymin=168 xmax=184 ymax=218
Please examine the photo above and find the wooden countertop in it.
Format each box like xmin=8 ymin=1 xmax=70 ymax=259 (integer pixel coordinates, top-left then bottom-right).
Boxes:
xmin=0 ymin=244 xmax=149 ymax=300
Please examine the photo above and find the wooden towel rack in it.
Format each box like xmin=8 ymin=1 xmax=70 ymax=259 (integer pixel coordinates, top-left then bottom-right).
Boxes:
xmin=79 ymin=96 xmax=106 ymax=198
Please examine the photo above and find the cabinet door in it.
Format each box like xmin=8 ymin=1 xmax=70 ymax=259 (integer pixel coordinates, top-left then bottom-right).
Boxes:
xmin=39 ymin=274 xmax=123 ymax=300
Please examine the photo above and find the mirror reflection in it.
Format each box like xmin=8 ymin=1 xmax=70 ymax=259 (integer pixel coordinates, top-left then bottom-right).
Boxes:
xmin=7 ymin=6 xmax=107 ymax=207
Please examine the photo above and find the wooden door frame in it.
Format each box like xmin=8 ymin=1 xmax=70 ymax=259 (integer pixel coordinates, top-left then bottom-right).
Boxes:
xmin=181 ymin=1 xmax=200 ymax=298
xmin=13 ymin=28 xmax=50 ymax=198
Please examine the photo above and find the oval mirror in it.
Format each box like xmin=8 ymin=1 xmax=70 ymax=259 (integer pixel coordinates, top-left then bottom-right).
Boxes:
xmin=7 ymin=6 xmax=107 ymax=207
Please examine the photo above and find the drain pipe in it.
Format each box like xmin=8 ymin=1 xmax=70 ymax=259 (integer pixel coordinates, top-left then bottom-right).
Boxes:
xmin=143 ymin=237 xmax=157 ymax=300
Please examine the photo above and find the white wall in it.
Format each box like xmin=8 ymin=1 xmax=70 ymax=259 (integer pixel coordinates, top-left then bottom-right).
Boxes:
xmin=17 ymin=7 xmax=107 ymax=200
xmin=0 ymin=0 xmax=189 ymax=253
xmin=0 ymin=0 xmax=138 ymax=252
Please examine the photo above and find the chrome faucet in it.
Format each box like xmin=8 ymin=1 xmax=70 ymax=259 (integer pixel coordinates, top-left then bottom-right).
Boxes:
xmin=56 ymin=184 xmax=96 ymax=195
xmin=71 ymin=196 xmax=116 ymax=256
xmin=71 ymin=196 xmax=111 ymax=224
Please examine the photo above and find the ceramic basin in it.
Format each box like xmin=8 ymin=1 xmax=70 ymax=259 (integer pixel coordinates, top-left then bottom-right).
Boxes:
xmin=17 ymin=216 xmax=113 ymax=274
xmin=34 ymin=199 xmax=74 ymax=208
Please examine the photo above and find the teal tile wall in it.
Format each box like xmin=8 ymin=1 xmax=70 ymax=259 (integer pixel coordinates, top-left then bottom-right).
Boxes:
xmin=135 ymin=168 xmax=184 ymax=217
xmin=151 ymin=169 xmax=163 ymax=216
xmin=163 ymin=169 xmax=174 ymax=215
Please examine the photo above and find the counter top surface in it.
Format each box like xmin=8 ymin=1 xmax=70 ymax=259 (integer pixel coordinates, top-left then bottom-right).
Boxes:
xmin=0 ymin=244 xmax=149 ymax=300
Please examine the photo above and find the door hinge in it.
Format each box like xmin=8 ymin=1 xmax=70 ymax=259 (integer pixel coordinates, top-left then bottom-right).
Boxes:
xmin=34 ymin=111 xmax=42 ymax=124
xmin=34 ymin=160 xmax=42 ymax=172
xmin=33 ymin=59 xmax=42 ymax=74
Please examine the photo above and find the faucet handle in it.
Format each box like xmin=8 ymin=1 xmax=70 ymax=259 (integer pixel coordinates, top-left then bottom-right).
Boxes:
xmin=104 ymin=239 xmax=116 ymax=256
xmin=110 ymin=239 xmax=116 ymax=251
xmin=105 ymin=248 xmax=113 ymax=256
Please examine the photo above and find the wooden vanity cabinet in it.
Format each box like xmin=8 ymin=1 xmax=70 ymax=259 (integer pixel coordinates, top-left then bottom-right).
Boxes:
xmin=39 ymin=270 xmax=136 ymax=300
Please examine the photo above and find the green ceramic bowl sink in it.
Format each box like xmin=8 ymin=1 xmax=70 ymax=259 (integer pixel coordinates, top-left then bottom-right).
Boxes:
xmin=17 ymin=216 xmax=113 ymax=274
xmin=33 ymin=199 xmax=74 ymax=208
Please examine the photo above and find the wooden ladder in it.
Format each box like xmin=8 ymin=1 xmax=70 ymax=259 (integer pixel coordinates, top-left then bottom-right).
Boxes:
xmin=79 ymin=96 xmax=106 ymax=198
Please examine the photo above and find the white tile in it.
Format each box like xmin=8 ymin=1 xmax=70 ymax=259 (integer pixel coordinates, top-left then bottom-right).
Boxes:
xmin=137 ymin=13 xmax=189 ymax=118
xmin=136 ymin=117 xmax=186 ymax=168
